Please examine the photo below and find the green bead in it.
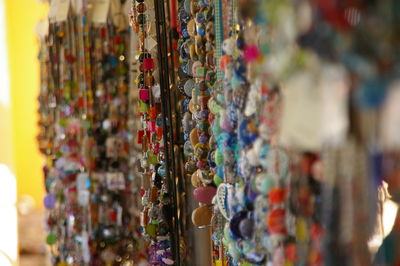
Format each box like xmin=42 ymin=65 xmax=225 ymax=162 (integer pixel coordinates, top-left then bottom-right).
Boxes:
xmin=208 ymin=99 xmax=222 ymax=114
xmin=146 ymin=224 xmax=157 ymax=237
xmin=242 ymin=262 xmax=255 ymax=266
xmin=214 ymin=150 xmax=223 ymax=166
xmin=196 ymin=66 xmax=206 ymax=77
xmin=59 ymin=117 xmax=68 ymax=127
xmin=84 ymin=120 xmax=90 ymax=129
xmin=118 ymin=44 xmax=124 ymax=54
xmin=46 ymin=233 xmax=57 ymax=245
xmin=64 ymin=91 xmax=70 ymax=101
xmin=55 ymin=150 xmax=62 ymax=158
xmin=139 ymin=101 xmax=150 ymax=113
xmin=147 ymin=151 xmax=159 ymax=165
xmin=213 ymin=174 xmax=223 ymax=186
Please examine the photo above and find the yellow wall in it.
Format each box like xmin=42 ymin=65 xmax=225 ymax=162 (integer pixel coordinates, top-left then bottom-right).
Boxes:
xmin=4 ymin=0 xmax=48 ymax=209
xmin=0 ymin=105 xmax=14 ymax=171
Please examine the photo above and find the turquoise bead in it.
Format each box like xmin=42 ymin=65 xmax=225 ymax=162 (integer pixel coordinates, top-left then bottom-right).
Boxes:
xmin=224 ymin=224 xmax=233 ymax=243
xmin=228 ymin=243 xmax=241 ymax=261
xmin=241 ymin=240 xmax=254 ymax=254
xmin=260 ymin=177 xmax=274 ymax=194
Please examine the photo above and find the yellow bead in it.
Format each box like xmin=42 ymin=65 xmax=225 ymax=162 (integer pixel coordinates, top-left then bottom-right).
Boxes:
xmin=296 ymin=218 xmax=308 ymax=242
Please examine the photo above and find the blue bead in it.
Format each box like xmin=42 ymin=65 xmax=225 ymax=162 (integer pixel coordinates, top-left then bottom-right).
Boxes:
xmin=198 ymin=27 xmax=205 ymax=36
xmin=157 ymin=165 xmax=167 ymax=177
xmin=259 ymin=144 xmax=270 ymax=161
xmin=355 ymin=78 xmax=387 ymax=109
xmin=108 ymin=55 xmax=119 ymax=67
xmin=182 ymin=28 xmax=189 ymax=38
xmin=236 ymin=36 xmax=245 ymax=50
xmin=85 ymin=178 xmax=91 ymax=188
xmin=217 ymin=165 xmax=224 ymax=178
xmin=156 ymin=117 xmax=163 ymax=126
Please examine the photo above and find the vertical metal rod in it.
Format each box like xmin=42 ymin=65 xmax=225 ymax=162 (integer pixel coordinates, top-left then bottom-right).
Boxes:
xmin=153 ymin=0 xmax=181 ymax=264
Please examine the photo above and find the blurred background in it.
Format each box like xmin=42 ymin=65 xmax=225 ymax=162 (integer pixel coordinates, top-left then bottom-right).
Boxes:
xmin=0 ymin=0 xmax=48 ymax=265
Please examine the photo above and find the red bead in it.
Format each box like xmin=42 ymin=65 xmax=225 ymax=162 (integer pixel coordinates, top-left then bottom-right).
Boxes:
xmin=137 ymin=130 xmax=144 ymax=144
xmin=285 ymin=243 xmax=297 ymax=261
xmin=77 ymin=97 xmax=84 ymax=108
xmin=269 ymin=188 xmax=286 ymax=204
xmin=310 ymin=223 xmax=324 ymax=242
xmin=157 ymin=127 xmax=163 ymax=139
xmin=114 ymin=35 xmax=122 ymax=45
xmin=100 ymin=27 xmax=106 ymax=39
xmin=266 ymin=208 xmax=287 ymax=235
xmin=140 ymin=188 xmax=145 ymax=197
xmin=110 ymin=209 xmax=117 ymax=222
xmin=143 ymin=58 xmax=155 ymax=71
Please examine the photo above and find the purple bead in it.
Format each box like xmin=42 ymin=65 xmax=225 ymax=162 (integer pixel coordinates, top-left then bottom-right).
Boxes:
xmin=43 ymin=194 xmax=56 ymax=210
xmin=246 ymin=185 xmax=258 ymax=202
xmin=199 ymin=109 xmax=209 ymax=119
xmin=199 ymin=135 xmax=208 ymax=144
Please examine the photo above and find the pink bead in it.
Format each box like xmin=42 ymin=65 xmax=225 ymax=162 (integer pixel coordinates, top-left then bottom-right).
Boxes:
xmin=221 ymin=117 xmax=232 ymax=132
xmin=193 ymin=186 xmax=217 ymax=204
xmin=153 ymin=143 xmax=160 ymax=153
xmin=148 ymin=121 xmax=156 ymax=132
xmin=162 ymin=258 xmax=175 ymax=265
xmin=139 ymin=89 xmax=150 ymax=101
xmin=197 ymin=160 xmax=207 ymax=169
xmin=244 ymin=45 xmax=260 ymax=62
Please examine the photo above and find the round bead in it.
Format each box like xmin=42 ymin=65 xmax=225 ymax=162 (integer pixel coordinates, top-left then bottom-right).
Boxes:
xmin=43 ymin=194 xmax=56 ymax=210
xmin=46 ymin=233 xmax=57 ymax=245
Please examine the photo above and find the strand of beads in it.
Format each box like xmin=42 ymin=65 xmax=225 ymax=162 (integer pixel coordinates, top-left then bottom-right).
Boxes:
xmin=208 ymin=1 xmax=296 ymax=265
xmin=41 ymin=12 xmax=90 ymax=265
xmin=39 ymin=2 xmax=147 ymax=265
xmin=131 ymin=0 xmax=175 ymax=264
xmin=178 ymin=0 xmax=217 ymax=228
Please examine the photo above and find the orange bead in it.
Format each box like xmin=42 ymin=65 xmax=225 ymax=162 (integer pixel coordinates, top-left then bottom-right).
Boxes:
xmin=266 ymin=208 xmax=287 ymax=235
xmin=285 ymin=243 xmax=297 ymax=261
xmin=149 ymin=106 xmax=157 ymax=119
xmin=308 ymin=249 xmax=323 ymax=266
xmin=310 ymin=223 xmax=323 ymax=242
xmin=157 ymin=126 xmax=163 ymax=139
xmin=269 ymin=188 xmax=286 ymax=204
xmin=219 ymin=55 xmax=230 ymax=72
